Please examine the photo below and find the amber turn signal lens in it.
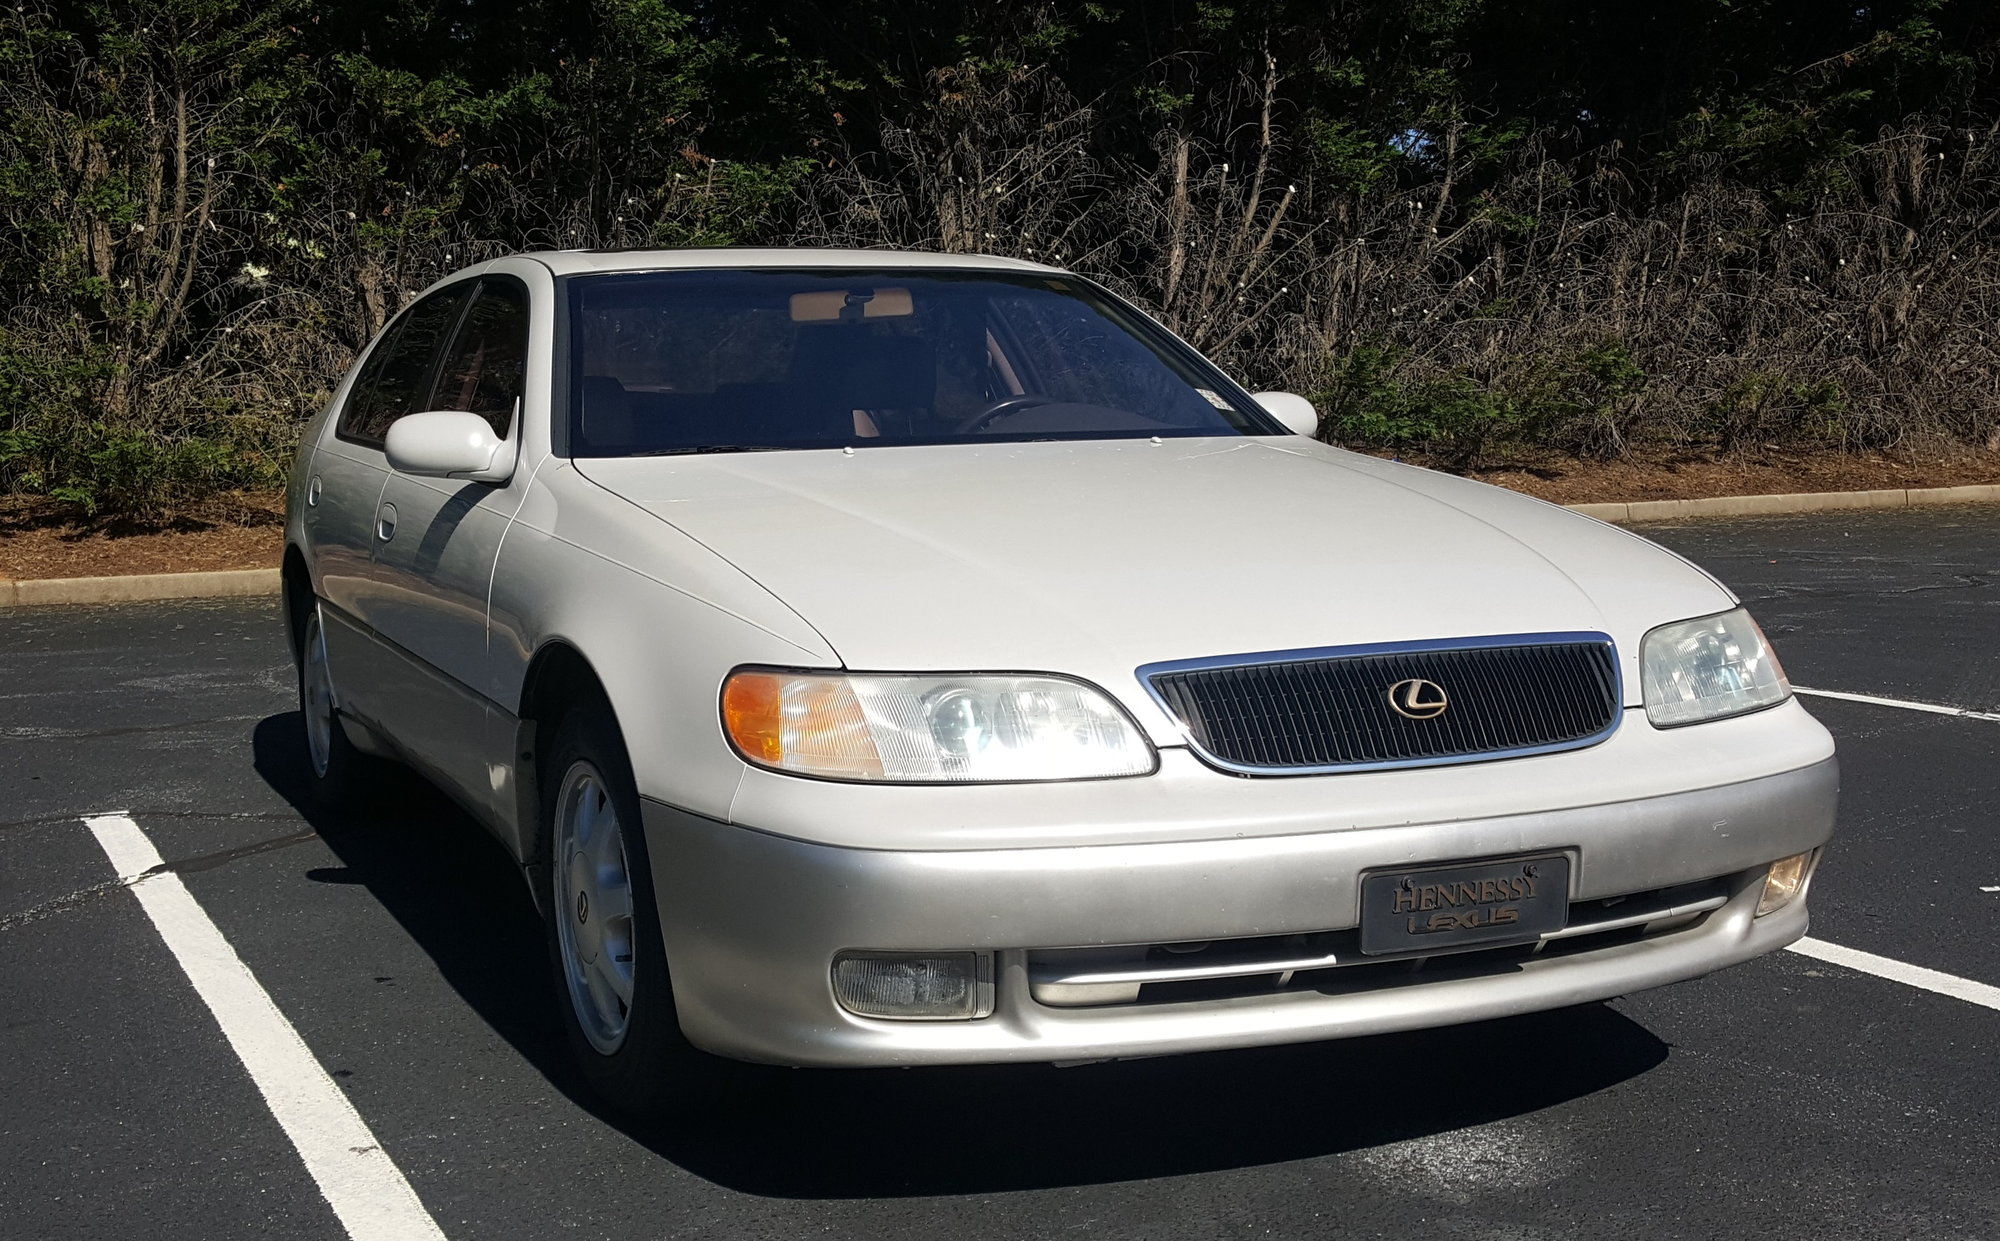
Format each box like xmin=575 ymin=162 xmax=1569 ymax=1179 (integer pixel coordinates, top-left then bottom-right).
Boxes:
xmin=721 ymin=670 xmax=885 ymax=779
xmin=721 ymin=672 xmax=784 ymax=764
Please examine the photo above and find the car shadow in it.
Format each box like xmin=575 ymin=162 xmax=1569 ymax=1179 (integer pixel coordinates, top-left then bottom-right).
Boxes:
xmin=254 ymin=710 xmax=1671 ymax=1200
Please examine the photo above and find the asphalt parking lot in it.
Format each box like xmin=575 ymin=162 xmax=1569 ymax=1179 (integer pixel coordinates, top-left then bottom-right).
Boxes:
xmin=2 ymin=505 xmax=1996 ymax=1241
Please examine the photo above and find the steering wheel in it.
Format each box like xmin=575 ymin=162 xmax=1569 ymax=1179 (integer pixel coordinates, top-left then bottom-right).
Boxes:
xmin=954 ymin=393 xmax=1053 ymax=435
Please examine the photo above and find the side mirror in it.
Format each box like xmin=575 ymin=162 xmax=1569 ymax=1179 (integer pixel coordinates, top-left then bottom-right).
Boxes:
xmin=1252 ymin=391 xmax=1319 ymax=437
xmin=385 ymin=411 xmax=516 ymax=482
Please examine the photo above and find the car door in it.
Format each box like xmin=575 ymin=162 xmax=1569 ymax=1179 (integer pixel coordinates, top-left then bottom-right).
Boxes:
xmin=305 ymin=324 xmax=398 ymax=627
xmin=309 ymin=281 xmax=473 ymax=733
xmin=368 ymin=275 xmax=532 ymax=824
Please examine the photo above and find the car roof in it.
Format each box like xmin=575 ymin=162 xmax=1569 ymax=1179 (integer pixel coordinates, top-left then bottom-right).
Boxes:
xmin=520 ymin=247 xmax=1067 ymax=278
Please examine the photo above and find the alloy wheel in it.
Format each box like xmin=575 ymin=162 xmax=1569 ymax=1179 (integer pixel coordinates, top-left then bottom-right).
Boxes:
xmin=553 ymin=761 xmax=637 ymax=1054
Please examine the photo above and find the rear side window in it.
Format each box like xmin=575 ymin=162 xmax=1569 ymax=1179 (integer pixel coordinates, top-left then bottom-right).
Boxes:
xmin=336 ymin=284 xmax=470 ymax=446
xmin=428 ymin=278 xmax=529 ymax=438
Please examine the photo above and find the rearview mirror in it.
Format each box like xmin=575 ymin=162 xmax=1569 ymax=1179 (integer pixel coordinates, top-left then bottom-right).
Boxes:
xmin=1252 ymin=391 xmax=1319 ymax=437
xmin=385 ymin=411 xmax=516 ymax=482
xmin=790 ymin=287 xmax=914 ymax=322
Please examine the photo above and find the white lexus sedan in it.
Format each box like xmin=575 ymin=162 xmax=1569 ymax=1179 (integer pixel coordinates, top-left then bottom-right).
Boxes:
xmin=284 ymin=248 xmax=1836 ymax=1112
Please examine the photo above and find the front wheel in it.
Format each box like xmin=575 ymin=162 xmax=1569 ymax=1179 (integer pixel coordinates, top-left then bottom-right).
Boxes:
xmin=298 ymin=605 xmax=375 ymax=807
xmin=543 ymin=704 xmax=715 ymax=1115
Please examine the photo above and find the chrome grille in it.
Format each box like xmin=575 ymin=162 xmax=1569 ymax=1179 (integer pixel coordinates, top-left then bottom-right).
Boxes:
xmin=1141 ymin=633 xmax=1620 ymax=774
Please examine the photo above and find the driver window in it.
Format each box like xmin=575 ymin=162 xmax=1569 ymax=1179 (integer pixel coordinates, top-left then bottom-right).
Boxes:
xmin=428 ymin=278 xmax=529 ymax=438
xmin=338 ymin=285 xmax=469 ymax=447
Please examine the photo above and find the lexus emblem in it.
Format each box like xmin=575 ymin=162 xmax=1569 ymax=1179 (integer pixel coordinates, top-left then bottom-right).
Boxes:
xmin=1387 ymin=678 xmax=1450 ymax=720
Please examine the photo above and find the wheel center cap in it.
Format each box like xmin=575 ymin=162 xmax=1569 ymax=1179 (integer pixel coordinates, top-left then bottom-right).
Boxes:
xmin=575 ymin=890 xmax=589 ymax=924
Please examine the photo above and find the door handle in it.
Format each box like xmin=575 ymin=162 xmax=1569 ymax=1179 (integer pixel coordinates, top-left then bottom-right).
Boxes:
xmin=376 ymin=502 xmax=398 ymax=543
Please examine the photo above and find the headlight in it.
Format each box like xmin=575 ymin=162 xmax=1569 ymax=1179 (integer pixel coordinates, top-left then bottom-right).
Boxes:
xmin=1640 ymin=607 xmax=1791 ymax=727
xmin=721 ymin=669 xmax=1156 ymax=782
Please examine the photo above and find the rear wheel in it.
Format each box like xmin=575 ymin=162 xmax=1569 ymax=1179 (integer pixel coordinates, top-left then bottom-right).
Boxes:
xmin=543 ymin=703 xmax=716 ymax=1114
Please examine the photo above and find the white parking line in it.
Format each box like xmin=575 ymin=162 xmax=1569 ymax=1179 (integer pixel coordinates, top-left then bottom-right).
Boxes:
xmin=1788 ymin=936 xmax=2000 ymax=1014
xmin=84 ymin=814 xmax=448 ymax=1241
xmin=1782 ymin=691 xmax=2000 ymax=1000
xmin=1792 ymin=686 xmax=2000 ymax=722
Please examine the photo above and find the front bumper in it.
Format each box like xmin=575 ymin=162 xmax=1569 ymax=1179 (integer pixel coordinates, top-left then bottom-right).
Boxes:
xmin=647 ymin=757 xmax=1837 ymax=1067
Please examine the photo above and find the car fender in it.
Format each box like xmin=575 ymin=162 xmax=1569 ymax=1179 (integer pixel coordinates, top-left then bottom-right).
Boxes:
xmin=489 ymin=461 xmax=838 ymax=826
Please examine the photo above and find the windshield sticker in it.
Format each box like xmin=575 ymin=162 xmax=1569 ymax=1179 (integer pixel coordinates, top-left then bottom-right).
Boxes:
xmin=1195 ymin=389 xmax=1235 ymax=410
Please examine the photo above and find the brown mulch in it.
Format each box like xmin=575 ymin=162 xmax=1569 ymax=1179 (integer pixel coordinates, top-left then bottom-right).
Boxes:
xmin=0 ymin=492 xmax=286 ymax=582
xmin=1453 ymin=445 xmax=2000 ymax=506
xmin=1 ymin=448 xmax=1996 ymax=582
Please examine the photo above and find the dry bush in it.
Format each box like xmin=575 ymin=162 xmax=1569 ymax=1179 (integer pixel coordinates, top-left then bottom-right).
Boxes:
xmin=801 ymin=52 xmax=1315 ymax=372
xmin=801 ymin=63 xmax=1113 ymax=267
xmin=805 ymin=64 xmax=2000 ymax=468
xmin=1274 ymin=125 xmax=2000 ymax=463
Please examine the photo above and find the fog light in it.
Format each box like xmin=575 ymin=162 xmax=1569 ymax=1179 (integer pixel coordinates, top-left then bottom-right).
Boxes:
xmin=1757 ymin=851 xmax=1816 ymax=916
xmin=831 ymin=952 xmax=992 ymax=1020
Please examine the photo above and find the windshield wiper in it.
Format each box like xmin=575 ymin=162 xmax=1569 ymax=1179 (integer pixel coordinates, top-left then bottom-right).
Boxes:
xmin=628 ymin=444 xmax=795 ymax=456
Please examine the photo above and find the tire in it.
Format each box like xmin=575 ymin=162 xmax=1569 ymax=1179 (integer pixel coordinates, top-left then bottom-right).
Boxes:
xmin=298 ymin=605 xmax=375 ymax=809
xmin=542 ymin=701 xmax=717 ymax=1115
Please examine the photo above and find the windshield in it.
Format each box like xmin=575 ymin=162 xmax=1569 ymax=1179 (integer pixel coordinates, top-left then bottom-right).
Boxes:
xmin=564 ymin=268 xmax=1276 ymax=455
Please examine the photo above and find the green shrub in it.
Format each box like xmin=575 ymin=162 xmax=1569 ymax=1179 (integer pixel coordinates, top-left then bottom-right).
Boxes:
xmin=1702 ymin=372 xmax=1848 ymax=453
xmin=1317 ymin=345 xmax=1532 ymax=465
xmin=1536 ymin=339 xmax=1649 ymax=458
xmin=1318 ymin=342 xmax=1647 ymax=467
xmin=0 ymin=417 xmax=288 ymax=517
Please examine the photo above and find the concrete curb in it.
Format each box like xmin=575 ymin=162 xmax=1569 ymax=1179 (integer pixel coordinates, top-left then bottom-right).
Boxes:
xmin=0 ymin=567 xmax=279 ymax=609
xmin=1 ymin=483 xmax=1995 ymax=606
xmin=1563 ymin=483 xmax=2000 ymax=523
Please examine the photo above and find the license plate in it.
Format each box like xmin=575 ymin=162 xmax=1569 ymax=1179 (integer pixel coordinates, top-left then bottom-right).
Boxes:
xmin=1359 ymin=854 xmax=1570 ymax=956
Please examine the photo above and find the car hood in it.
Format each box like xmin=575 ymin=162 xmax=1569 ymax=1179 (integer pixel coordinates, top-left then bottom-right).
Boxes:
xmin=575 ymin=438 xmax=1731 ymax=729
